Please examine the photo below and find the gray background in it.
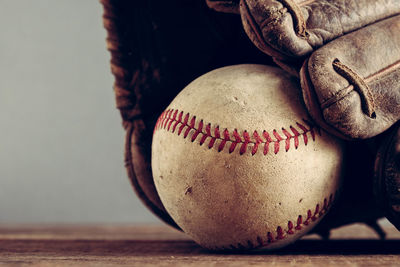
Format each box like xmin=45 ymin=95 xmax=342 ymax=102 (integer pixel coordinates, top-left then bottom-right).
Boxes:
xmin=0 ymin=0 xmax=159 ymax=223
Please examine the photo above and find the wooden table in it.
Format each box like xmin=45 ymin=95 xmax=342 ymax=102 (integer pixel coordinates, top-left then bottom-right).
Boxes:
xmin=0 ymin=223 xmax=399 ymax=266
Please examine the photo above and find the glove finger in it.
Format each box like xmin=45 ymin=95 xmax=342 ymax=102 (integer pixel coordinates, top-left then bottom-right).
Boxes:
xmin=102 ymin=0 xmax=180 ymax=228
xmin=300 ymin=15 xmax=400 ymax=139
xmin=125 ymin=120 xmax=180 ymax=229
xmin=375 ymin=122 xmax=400 ymax=231
xmin=240 ymin=0 xmax=400 ymax=60
xmin=206 ymin=0 xmax=240 ymax=14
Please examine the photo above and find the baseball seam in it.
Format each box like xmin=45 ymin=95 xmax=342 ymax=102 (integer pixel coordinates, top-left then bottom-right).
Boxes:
xmin=216 ymin=193 xmax=334 ymax=250
xmin=154 ymin=109 xmax=319 ymax=155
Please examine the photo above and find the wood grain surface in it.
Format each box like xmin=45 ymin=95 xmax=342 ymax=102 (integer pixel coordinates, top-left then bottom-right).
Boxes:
xmin=0 ymin=223 xmax=399 ymax=266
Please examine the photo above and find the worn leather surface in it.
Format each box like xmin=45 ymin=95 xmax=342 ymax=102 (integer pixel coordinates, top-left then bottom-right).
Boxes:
xmin=300 ymin=15 xmax=400 ymax=140
xmin=239 ymin=0 xmax=400 ymax=59
xmin=375 ymin=123 xmax=400 ymax=231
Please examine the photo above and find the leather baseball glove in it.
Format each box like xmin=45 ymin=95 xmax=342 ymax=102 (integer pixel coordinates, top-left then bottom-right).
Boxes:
xmin=101 ymin=0 xmax=400 ymax=237
xmin=208 ymin=0 xmax=400 ymax=139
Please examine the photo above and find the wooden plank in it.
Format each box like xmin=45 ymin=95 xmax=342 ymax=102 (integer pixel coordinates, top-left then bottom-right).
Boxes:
xmin=0 ymin=223 xmax=399 ymax=266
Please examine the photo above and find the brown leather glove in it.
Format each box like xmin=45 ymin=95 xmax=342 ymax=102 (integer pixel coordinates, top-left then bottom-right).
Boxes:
xmin=208 ymin=0 xmax=400 ymax=140
xmin=207 ymin=0 xmax=400 ymax=234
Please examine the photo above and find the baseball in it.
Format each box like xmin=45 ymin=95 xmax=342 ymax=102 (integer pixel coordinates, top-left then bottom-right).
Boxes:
xmin=151 ymin=64 xmax=344 ymax=250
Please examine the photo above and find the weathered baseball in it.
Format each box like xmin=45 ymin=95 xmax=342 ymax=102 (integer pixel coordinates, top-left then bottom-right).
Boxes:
xmin=152 ymin=64 xmax=344 ymax=250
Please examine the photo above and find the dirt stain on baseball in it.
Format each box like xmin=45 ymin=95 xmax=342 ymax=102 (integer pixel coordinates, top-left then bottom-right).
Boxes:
xmin=185 ymin=187 xmax=193 ymax=195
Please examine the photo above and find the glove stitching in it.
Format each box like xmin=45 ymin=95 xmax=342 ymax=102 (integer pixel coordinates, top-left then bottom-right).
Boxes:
xmin=328 ymin=59 xmax=376 ymax=119
xmin=278 ymin=0 xmax=308 ymax=37
xmin=321 ymin=59 xmax=400 ymax=118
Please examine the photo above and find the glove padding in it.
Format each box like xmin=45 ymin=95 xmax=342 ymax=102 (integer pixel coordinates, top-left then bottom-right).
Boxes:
xmin=300 ymin=15 xmax=400 ymax=140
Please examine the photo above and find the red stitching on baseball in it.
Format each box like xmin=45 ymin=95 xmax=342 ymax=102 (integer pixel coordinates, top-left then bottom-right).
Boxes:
xmin=276 ymin=226 xmax=285 ymax=240
xmin=290 ymin=125 xmax=300 ymax=149
xmin=263 ymin=131 xmax=272 ymax=155
xmin=296 ymin=216 xmax=303 ymax=230
xmin=287 ymin=221 xmax=294 ymax=234
xmin=241 ymin=131 xmax=251 ymax=155
xmin=273 ymin=130 xmax=283 ymax=154
xmin=154 ymin=109 xmax=319 ymax=156
xmin=282 ymin=128 xmax=292 ymax=152
xmin=219 ymin=193 xmax=335 ymax=250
